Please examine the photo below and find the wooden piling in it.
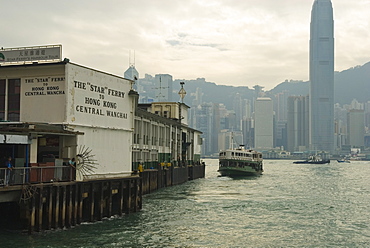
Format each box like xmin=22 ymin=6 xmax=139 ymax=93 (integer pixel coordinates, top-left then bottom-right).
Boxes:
xmin=47 ymin=186 xmax=53 ymax=230
xmin=61 ymin=186 xmax=66 ymax=228
xmin=54 ymin=186 xmax=60 ymax=229
xmin=124 ymin=180 xmax=131 ymax=214
xmin=28 ymin=193 xmax=35 ymax=234
xmin=108 ymin=181 xmax=112 ymax=217
xmin=2 ymin=176 xmax=141 ymax=233
xmin=78 ymin=184 xmax=83 ymax=225
xmin=119 ymin=180 xmax=124 ymax=216
xmin=72 ymin=185 xmax=77 ymax=226
xmin=98 ymin=182 xmax=103 ymax=221
xmin=36 ymin=187 xmax=43 ymax=232
xmin=89 ymin=183 xmax=95 ymax=222
xmin=66 ymin=185 xmax=72 ymax=228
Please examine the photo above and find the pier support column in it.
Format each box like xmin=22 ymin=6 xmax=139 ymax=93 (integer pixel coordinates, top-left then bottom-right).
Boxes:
xmin=134 ymin=179 xmax=139 ymax=212
xmin=108 ymin=181 xmax=112 ymax=217
xmin=28 ymin=192 xmax=36 ymax=234
xmin=72 ymin=184 xmax=78 ymax=226
xmin=89 ymin=183 xmax=95 ymax=222
xmin=47 ymin=186 xmax=53 ymax=230
xmin=61 ymin=186 xmax=66 ymax=228
xmin=98 ymin=182 xmax=104 ymax=221
xmin=119 ymin=180 xmax=124 ymax=216
xmin=66 ymin=185 xmax=72 ymax=228
xmin=77 ymin=184 xmax=83 ymax=224
xmin=36 ymin=187 xmax=43 ymax=232
xmin=124 ymin=180 xmax=131 ymax=214
xmin=53 ymin=186 xmax=60 ymax=229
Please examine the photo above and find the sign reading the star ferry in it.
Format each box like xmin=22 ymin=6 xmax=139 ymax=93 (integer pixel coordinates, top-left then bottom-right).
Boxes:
xmin=0 ymin=45 xmax=62 ymax=64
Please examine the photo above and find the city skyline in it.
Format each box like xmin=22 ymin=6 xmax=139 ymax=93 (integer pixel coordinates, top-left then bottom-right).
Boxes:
xmin=1 ymin=0 xmax=370 ymax=90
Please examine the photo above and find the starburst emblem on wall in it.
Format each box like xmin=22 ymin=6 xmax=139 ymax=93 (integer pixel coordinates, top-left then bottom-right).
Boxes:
xmin=76 ymin=145 xmax=98 ymax=178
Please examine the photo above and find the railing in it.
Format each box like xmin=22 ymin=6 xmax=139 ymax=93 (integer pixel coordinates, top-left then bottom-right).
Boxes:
xmin=0 ymin=166 xmax=75 ymax=186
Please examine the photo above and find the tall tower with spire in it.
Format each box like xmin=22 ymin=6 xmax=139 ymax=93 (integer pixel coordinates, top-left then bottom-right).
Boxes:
xmin=309 ymin=0 xmax=334 ymax=152
xmin=124 ymin=50 xmax=139 ymax=81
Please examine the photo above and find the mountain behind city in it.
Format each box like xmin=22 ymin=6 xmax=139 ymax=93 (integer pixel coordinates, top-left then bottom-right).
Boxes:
xmin=161 ymin=61 xmax=370 ymax=108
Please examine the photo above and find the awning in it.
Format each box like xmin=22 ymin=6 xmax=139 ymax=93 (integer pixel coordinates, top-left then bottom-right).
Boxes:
xmin=0 ymin=122 xmax=84 ymax=137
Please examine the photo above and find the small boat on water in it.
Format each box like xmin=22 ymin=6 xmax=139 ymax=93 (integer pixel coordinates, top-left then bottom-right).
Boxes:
xmin=337 ymin=159 xmax=350 ymax=163
xmin=293 ymin=155 xmax=330 ymax=164
xmin=218 ymin=146 xmax=263 ymax=177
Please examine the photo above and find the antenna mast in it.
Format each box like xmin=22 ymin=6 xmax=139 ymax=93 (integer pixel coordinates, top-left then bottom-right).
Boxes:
xmin=128 ymin=50 xmax=135 ymax=67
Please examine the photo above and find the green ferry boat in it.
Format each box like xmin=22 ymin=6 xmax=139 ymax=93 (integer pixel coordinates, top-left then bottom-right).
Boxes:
xmin=218 ymin=146 xmax=263 ymax=177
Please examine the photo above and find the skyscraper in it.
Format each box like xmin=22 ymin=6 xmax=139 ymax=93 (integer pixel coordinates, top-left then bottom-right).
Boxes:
xmin=254 ymin=97 xmax=274 ymax=149
xmin=309 ymin=0 xmax=334 ymax=152
xmin=124 ymin=65 xmax=139 ymax=81
xmin=154 ymin=74 xmax=173 ymax=102
xmin=347 ymin=110 xmax=365 ymax=148
xmin=287 ymin=95 xmax=309 ymax=152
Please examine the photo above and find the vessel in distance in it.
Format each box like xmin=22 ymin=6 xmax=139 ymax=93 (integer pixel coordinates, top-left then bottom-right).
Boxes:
xmin=293 ymin=155 xmax=330 ymax=164
xmin=218 ymin=146 xmax=263 ymax=177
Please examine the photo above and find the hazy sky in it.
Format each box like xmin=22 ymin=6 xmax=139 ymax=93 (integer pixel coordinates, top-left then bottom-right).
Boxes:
xmin=2 ymin=0 xmax=369 ymax=90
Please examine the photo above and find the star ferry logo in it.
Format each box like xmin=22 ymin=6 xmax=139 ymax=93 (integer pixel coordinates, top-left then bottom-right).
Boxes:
xmin=0 ymin=53 xmax=5 ymax=62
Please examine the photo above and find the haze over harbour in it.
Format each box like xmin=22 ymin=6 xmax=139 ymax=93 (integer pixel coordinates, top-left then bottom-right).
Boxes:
xmin=1 ymin=0 xmax=370 ymax=90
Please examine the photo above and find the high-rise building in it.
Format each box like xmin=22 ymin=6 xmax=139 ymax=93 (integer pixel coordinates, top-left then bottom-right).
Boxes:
xmin=334 ymin=103 xmax=347 ymax=151
xmin=243 ymin=99 xmax=252 ymax=119
xmin=241 ymin=117 xmax=254 ymax=149
xmin=347 ymin=110 xmax=365 ymax=148
xmin=124 ymin=65 xmax=139 ymax=81
xmin=287 ymin=96 xmax=309 ymax=152
xmin=124 ymin=51 xmax=139 ymax=90
xmin=154 ymin=74 xmax=173 ymax=102
xmin=254 ymin=97 xmax=274 ymax=149
xmin=195 ymin=103 xmax=219 ymax=156
xmin=274 ymin=91 xmax=289 ymax=149
xmin=309 ymin=0 xmax=335 ymax=152
xmin=232 ymin=93 xmax=243 ymax=130
xmin=275 ymin=91 xmax=289 ymax=122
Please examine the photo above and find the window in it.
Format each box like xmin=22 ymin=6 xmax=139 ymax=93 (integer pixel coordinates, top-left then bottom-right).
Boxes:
xmin=0 ymin=80 xmax=5 ymax=121
xmin=8 ymin=79 xmax=21 ymax=121
xmin=0 ymin=78 xmax=21 ymax=121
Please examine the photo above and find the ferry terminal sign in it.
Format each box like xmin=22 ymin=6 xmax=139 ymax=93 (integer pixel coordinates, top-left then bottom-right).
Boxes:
xmin=0 ymin=45 xmax=62 ymax=64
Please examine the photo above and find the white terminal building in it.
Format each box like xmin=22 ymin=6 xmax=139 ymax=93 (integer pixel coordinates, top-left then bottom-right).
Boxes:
xmin=0 ymin=45 xmax=202 ymax=181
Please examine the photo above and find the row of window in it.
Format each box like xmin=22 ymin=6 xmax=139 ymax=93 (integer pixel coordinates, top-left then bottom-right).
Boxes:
xmin=233 ymin=152 xmax=252 ymax=157
xmin=133 ymin=119 xmax=173 ymax=146
xmin=219 ymin=151 xmax=262 ymax=159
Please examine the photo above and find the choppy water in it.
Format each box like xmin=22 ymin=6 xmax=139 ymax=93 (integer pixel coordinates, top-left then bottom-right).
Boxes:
xmin=2 ymin=159 xmax=370 ymax=247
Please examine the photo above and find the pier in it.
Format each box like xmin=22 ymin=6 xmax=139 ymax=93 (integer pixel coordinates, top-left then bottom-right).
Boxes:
xmin=140 ymin=163 xmax=206 ymax=195
xmin=0 ymin=167 xmax=141 ymax=233
xmin=0 ymin=163 xmax=205 ymax=233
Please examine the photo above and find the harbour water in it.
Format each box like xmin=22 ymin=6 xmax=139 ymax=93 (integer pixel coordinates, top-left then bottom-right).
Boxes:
xmin=1 ymin=159 xmax=370 ymax=247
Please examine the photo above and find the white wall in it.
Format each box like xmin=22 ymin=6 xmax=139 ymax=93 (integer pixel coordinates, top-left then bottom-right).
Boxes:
xmin=4 ymin=64 xmax=66 ymax=123
xmin=21 ymin=75 xmax=66 ymax=122
xmin=76 ymin=126 xmax=132 ymax=180
xmin=65 ymin=63 xmax=134 ymax=178
xmin=66 ymin=63 xmax=133 ymax=130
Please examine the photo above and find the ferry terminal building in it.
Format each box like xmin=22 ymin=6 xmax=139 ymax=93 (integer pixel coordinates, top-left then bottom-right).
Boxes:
xmin=0 ymin=45 xmax=202 ymax=182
